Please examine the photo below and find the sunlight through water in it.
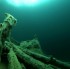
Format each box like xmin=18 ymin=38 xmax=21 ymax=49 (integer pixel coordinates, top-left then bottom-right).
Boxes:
xmin=6 ymin=0 xmax=50 ymax=7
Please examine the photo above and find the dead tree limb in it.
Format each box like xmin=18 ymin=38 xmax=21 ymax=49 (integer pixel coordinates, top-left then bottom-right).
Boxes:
xmin=22 ymin=49 xmax=70 ymax=69
xmin=8 ymin=48 xmax=22 ymax=69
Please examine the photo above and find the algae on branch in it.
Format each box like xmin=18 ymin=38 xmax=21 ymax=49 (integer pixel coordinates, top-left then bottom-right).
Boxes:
xmin=0 ymin=13 xmax=17 ymax=62
xmin=0 ymin=13 xmax=70 ymax=69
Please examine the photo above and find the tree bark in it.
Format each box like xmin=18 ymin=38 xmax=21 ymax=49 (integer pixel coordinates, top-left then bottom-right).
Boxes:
xmin=13 ymin=44 xmax=53 ymax=69
xmin=22 ymin=49 xmax=70 ymax=69
xmin=5 ymin=41 xmax=70 ymax=69
xmin=8 ymin=48 xmax=23 ymax=69
xmin=5 ymin=41 xmax=53 ymax=69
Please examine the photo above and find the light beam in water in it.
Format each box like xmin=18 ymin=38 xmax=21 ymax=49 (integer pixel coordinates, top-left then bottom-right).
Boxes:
xmin=7 ymin=0 xmax=39 ymax=6
xmin=6 ymin=0 xmax=50 ymax=7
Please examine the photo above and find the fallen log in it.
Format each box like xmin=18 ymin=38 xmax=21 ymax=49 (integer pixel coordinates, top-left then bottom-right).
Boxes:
xmin=5 ymin=41 xmax=53 ymax=69
xmin=22 ymin=49 xmax=70 ymax=69
xmin=5 ymin=41 xmax=70 ymax=69
xmin=0 ymin=13 xmax=17 ymax=62
xmin=8 ymin=48 xmax=22 ymax=69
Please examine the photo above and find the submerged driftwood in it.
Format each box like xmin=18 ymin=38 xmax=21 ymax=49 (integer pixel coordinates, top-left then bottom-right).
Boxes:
xmin=0 ymin=13 xmax=70 ymax=69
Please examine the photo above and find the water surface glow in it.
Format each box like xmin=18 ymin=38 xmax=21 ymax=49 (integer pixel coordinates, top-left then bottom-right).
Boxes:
xmin=6 ymin=0 xmax=50 ymax=7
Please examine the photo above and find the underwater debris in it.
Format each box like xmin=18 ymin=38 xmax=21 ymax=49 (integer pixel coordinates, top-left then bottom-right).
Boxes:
xmin=0 ymin=13 xmax=70 ymax=69
xmin=0 ymin=13 xmax=17 ymax=62
xmin=8 ymin=48 xmax=22 ymax=69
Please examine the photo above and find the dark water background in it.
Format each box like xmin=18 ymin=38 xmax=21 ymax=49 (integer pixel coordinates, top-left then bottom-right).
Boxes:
xmin=0 ymin=0 xmax=70 ymax=61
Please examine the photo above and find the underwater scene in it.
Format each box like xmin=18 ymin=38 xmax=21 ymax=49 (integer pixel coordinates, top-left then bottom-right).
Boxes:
xmin=0 ymin=0 xmax=70 ymax=69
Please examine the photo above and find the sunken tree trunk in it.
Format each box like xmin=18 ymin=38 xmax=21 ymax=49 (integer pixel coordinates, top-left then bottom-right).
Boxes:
xmin=0 ymin=13 xmax=70 ymax=69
